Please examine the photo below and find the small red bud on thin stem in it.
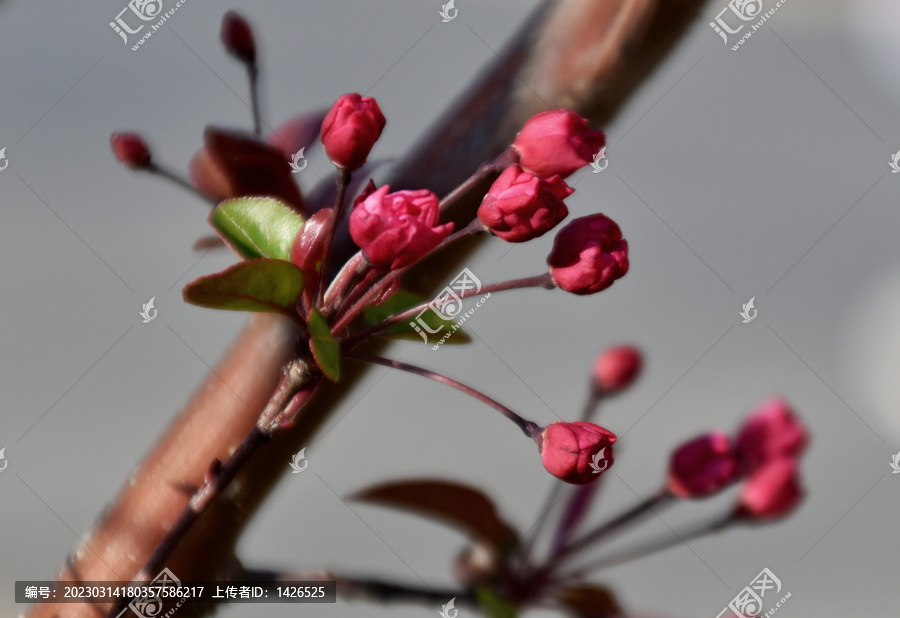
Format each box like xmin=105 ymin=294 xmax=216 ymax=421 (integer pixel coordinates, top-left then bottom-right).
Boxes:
xmin=221 ymin=11 xmax=256 ymax=64
xmin=110 ymin=132 xmax=152 ymax=169
xmin=339 ymin=273 xmax=554 ymax=347
xmin=221 ymin=12 xmax=261 ymax=134
xmin=558 ymin=514 xmax=731 ymax=581
xmin=344 ymin=351 xmax=540 ymax=438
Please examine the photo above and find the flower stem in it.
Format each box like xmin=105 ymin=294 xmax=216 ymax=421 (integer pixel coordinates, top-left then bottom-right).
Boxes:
xmin=560 ymin=514 xmax=733 ymax=581
xmin=317 ymin=168 xmax=352 ymax=308
xmin=554 ymin=487 xmax=673 ymax=564
xmin=344 ymin=350 xmax=540 ymax=438
xmin=324 ymin=253 xmax=370 ymax=319
xmin=146 ymin=163 xmax=216 ymax=205
xmin=437 ymin=146 xmax=514 ymax=212
xmin=580 ymin=389 xmax=604 ymax=421
xmin=341 ymin=273 xmax=554 ymax=347
xmin=330 ymin=218 xmax=487 ymax=333
xmin=248 ymin=63 xmax=262 ymax=136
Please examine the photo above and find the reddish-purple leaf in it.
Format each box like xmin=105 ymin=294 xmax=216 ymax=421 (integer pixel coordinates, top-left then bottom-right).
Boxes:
xmin=555 ymin=586 xmax=621 ymax=618
xmin=189 ymin=127 xmax=305 ymax=212
xmin=354 ymin=479 xmax=518 ymax=553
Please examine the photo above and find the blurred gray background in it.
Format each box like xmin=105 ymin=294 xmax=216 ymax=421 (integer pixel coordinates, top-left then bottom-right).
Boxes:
xmin=2 ymin=0 xmax=900 ymax=616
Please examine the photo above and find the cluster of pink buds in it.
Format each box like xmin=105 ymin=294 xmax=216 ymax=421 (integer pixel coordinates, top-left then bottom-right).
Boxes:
xmin=113 ymin=63 xmax=630 ymax=483
xmin=106 ymin=13 xmax=811 ymax=616
xmin=667 ymin=398 xmax=807 ymax=520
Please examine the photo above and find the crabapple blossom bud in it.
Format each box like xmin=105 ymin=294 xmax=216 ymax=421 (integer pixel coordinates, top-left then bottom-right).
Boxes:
xmin=593 ymin=345 xmax=642 ymax=393
xmin=548 ymin=214 xmax=629 ymax=295
xmin=349 ymin=185 xmax=454 ymax=270
xmin=667 ymin=432 xmax=739 ymax=498
xmin=734 ymin=458 xmax=804 ymax=520
xmin=221 ymin=11 xmax=256 ymax=64
xmin=110 ymin=132 xmax=151 ymax=169
xmin=539 ymin=421 xmax=617 ymax=485
xmin=735 ymin=398 xmax=808 ymax=473
xmin=321 ymin=93 xmax=386 ymax=170
xmin=477 ymin=165 xmax=573 ymax=242
xmin=512 ymin=109 xmax=606 ymax=179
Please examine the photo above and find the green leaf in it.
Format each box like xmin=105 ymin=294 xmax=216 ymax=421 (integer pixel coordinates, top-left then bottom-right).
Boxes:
xmin=183 ymin=259 xmax=303 ymax=317
xmin=308 ymin=308 xmax=340 ymax=381
xmin=354 ymin=479 xmax=518 ymax=553
xmin=363 ymin=290 xmax=471 ymax=344
xmin=476 ymin=586 xmax=517 ymax=618
xmin=210 ymin=197 xmax=305 ymax=261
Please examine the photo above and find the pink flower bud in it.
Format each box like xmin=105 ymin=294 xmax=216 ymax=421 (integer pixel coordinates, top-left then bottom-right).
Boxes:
xmin=734 ymin=458 xmax=804 ymax=520
xmin=512 ymin=110 xmax=606 ymax=179
xmin=539 ymin=421 xmax=617 ymax=485
xmin=221 ymin=11 xmax=256 ymax=64
xmin=477 ymin=165 xmax=573 ymax=242
xmin=548 ymin=214 xmax=629 ymax=295
xmin=736 ymin=398 xmax=808 ymax=473
xmin=110 ymin=132 xmax=151 ymax=169
xmin=349 ymin=185 xmax=454 ymax=270
xmin=321 ymin=93 xmax=386 ymax=170
xmin=593 ymin=345 xmax=642 ymax=393
xmin=667 ymin=432 xmax=739 ymax=498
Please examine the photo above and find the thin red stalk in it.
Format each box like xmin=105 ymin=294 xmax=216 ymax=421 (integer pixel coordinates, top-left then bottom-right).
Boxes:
xmin=559 ymin=514 xmax=733 ymax=581
xmin=248 ymin=63 xmax=262 ymax=136
xmin=342 ymin=273 xmax=554 ymax=347
xmin=553 ymin=488 xmax=673 ymax=565
xmin=580 ymin=389 xmax=603 ymax=420
xmin=316 ymin=168 xmax=352 ymax=308
xmin=330 ymin=217 xmax=488 ymax=333
xmin=324 ymin=256 xmax=370 ymax=319
xmin=146 ymin=163 xmax=216 ymax=205
xmin=437 ymin=147 xmax=514 ymax=211
xmin=344 ymin=350 xmax=540 ymax=438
